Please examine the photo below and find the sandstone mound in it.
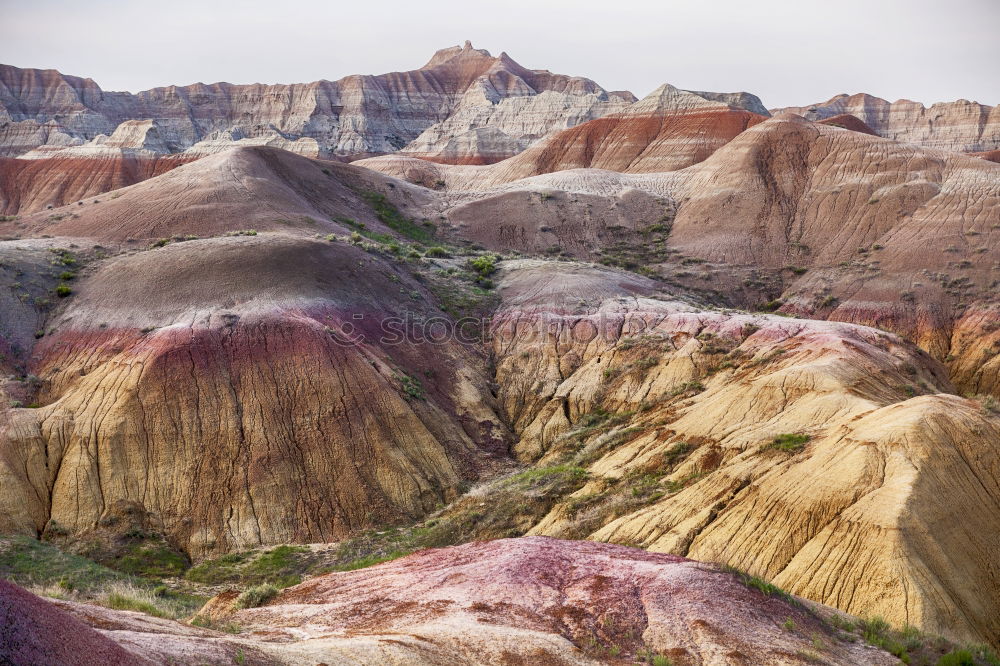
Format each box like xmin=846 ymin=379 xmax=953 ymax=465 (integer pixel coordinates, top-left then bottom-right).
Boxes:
xmin=483 ymin=107 xmax=766 ymax=179
xmin=0 ymin=145 xmax=431 ymax=242
xmin=971 ymin=149 xmax=1000 ymax=163
xmin=487 ymin=260 xmax=1000 ymax=648
xmin=410 ymin=113 xmax=1000 ymax=396
xmin=665 ymin=113 xmax=1000 ymax=390
xmin=0 ymin=234 xmax=509 ymax=556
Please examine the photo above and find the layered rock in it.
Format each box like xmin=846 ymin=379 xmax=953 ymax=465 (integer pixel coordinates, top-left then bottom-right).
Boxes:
xmin=0 ymin=540 xmax=900 ymax=665
xmin=401 ymin=113 xmax=1000 ymax=396
xmin=0 ymin=43 xmax=629 ymax=160
xmin=489 ymin=260 xmax=1000 ymax=647
xmin=0 ymin=153 xmax=192 ymax=214
xmin=401 ymin=87 xmax=636 ymax=164
xmin=664 ymin=114 xmax=1000 ymax=383
xmin=0 ymin=235 xmax=509 ymax=557
xmin=774 ymin=93 xmax=1000 ymax=152
xmin=357 ymin=83 xmax=769 ymax=187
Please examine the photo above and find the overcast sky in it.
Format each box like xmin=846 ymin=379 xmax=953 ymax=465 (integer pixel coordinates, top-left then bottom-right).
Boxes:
xmin=1 ymin=0 xmax=997 ymax=108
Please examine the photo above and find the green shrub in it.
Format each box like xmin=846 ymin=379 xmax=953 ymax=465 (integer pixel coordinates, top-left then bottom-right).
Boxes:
xmin=396 ymin=374 xmax=424 ymax=400
xmin=54 ymin=284 xmax=72 ymax=297
xmin=468 ymin=254 xmax=498 ymax=277
xmin=116 ymin=540 xmax=189 ymax=578
xmin=235 ymin=583 xmax=279 ymax=609
xmin=723 ymin=564 xmax=795 ymax=603
xmin=425 ymin=246 xmax=451 ymax=258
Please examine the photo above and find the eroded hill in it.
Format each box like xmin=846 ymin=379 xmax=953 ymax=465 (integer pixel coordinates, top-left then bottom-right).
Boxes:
xmin=0 ymin=118 xmax=998 ymax=660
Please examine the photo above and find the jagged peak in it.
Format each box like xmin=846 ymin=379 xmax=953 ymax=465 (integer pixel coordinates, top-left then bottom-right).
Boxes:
xmin=421 ymin=41 xmax=497 ymax=70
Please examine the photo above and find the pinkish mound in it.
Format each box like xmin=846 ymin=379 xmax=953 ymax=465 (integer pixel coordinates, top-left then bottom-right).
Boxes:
xmin=231 ymin=536 xmax=895 ymax=665
xmin=0 ymin=579 xmax=151 ymax=665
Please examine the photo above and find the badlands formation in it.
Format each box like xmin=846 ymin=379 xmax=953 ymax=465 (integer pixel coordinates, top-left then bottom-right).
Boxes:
xmin=1 ymin=45 xmax=999 ymax=665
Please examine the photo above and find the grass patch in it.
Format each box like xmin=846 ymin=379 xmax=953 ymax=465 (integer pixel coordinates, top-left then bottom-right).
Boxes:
xmin=767 ymin=433 xmax=810 ymax=453
xmin=722 ymin=564 xmax=796 ymax=604
xmin=186 ymin=545 xmax=309 ymax=588
xmin=0 ymin=535 xmax=128 ymax=592
xmin=1 ymin=536 xmax=203 ymax=619
xmin=359 ymin=191 xmax=434 ymax=242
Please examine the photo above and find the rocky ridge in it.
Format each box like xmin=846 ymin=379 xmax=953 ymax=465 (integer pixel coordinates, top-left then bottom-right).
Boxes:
xmin=774 ymin=93 xmax=1000 ymax=153
xmin=0 ymin=43 xmax=631 ymax=160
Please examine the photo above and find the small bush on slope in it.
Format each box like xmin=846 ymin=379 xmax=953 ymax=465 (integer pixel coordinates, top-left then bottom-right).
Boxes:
xmin=235 ymin=583 xmax=279 ymax=609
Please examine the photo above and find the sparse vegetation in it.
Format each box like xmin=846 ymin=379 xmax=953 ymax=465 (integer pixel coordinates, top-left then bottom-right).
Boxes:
xmin=396 ymin=373 xmax=424 ymax=400
xmin=1 ymin=535 xmax=203 ymax=618
xmin=186 ymin=544 xmax=310 ymax=588
xmin=468 ymin=253 xmax=498 ymax=277
xmin=767 ymin=433 xmax=810 ymax=453
xmin=722 ymin=564 xmax=796 ymax=604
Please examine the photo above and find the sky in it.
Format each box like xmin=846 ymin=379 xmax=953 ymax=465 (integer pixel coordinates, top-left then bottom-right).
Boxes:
xmin=0 ymin=0 xmax=997 ymax=108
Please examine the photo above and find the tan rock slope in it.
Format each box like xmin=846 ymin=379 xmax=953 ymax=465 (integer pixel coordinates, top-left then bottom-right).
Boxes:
xmin=0 ymin=539 xmax=900 ymax=665
xmin=0 ymin=108 xmax=997 ymax=657
xmin=488 ymin=260 xmax=1000 ymax=648
xmin=774 ymin=93 xmax=1000 ymax=152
